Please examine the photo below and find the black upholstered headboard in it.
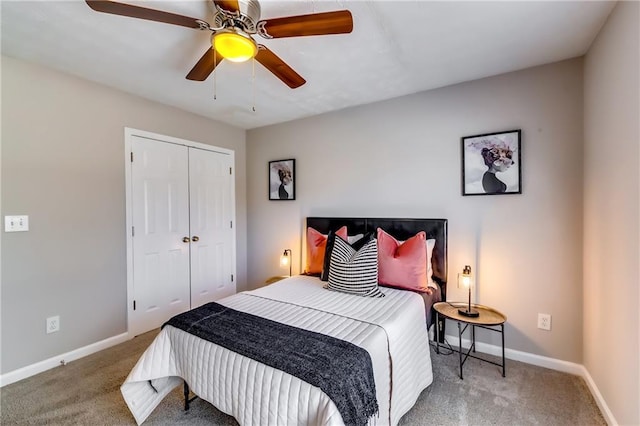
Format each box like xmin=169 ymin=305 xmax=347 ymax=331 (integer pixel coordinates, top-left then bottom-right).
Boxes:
xmin=306 ymin=217 xmax=448 ymax=298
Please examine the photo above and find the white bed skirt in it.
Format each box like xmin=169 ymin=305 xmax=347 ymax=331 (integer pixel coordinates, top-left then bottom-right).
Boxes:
xmin=121 ymin=275 xmax=433 ymax=425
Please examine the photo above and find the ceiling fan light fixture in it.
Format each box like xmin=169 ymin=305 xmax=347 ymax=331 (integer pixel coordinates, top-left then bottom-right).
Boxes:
xmin=213 ymin=29 xmax=257 ymax=63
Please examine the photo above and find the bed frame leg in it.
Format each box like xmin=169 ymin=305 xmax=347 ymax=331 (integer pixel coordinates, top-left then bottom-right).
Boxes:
xmin=183 ymin=381 xmax=190 ymax=411
xmin=183 ymin=380 xmax=199 ymax=411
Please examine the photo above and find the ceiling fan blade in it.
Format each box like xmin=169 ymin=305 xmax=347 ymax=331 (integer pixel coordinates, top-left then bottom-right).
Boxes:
xmin=186 ymin=48 xmax=224 ymax=81
xmin=257 ymin=10 xmax=353 ymax=39
xmin=213 ymin=0 xmax=240 ymax=13
xmin=255 ymin=46 xmax=305 ymax=89
xmin=85 ymin=1 xmax=203 ymax=29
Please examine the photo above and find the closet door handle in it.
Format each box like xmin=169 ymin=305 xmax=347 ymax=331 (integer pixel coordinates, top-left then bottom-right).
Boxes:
xmin=182 ymin=237 xmax=191 ymax=243
xmin=192 ymin=236 xmax=200 ymax=242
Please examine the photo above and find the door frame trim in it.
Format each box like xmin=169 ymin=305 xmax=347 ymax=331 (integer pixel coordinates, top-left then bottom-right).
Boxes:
xmin=124 ymin=127 xmax=236 ymax=336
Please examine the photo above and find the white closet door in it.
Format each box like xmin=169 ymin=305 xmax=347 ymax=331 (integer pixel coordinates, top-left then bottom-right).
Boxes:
xmin=131 ymin=136 xmax=191 ymax=336
xmin=188 ymin=147 xmax=235 ymax=308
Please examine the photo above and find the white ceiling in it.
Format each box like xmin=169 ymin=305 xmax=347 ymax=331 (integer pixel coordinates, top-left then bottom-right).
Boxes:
xmin=1 ymin=0 xmax=616 ymax=129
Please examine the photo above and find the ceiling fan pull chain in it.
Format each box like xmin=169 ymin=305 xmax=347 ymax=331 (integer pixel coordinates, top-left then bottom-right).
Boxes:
xmin=252 ymin=58 xmax=256 ymax=112
xmin=213 ymin=49 xmax=217 ymax=100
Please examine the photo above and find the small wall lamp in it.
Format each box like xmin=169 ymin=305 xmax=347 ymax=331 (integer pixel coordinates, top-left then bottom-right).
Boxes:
xmin=280 ymin=249 xmax=292 ymax=277
xmin=458 ymin=265 xmax=479 ymax=317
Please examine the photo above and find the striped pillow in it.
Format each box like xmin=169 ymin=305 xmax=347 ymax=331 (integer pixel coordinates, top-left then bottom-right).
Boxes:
xmin=326 ymin=236 xmax=384 ymax=298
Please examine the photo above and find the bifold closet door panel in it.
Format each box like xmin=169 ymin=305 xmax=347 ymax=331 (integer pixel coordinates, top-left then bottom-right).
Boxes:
xmin=188 ymin=148 xmax=235 ymax=308
xmin=130 ymin=137 xmax=191 ymax=336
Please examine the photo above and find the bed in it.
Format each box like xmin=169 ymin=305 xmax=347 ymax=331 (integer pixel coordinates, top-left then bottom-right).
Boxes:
xmin=121 ymin=217 xmax=447 ymax=425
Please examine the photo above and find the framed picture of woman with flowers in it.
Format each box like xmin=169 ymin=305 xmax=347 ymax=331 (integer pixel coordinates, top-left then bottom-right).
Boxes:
xmin=461 ymin=130 xmax=521 ymax=196
xmin=269 ymin=159 xmax=295 ymax=200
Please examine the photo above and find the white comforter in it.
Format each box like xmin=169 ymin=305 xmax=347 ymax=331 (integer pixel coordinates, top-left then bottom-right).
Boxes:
xmin=121 ymin=275 xmax=432 ymax=425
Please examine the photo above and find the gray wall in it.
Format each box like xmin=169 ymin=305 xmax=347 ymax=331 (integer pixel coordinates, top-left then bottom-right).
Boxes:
xmin=0 ymin=56 xmax=247 ymax=374
xmin=247 ymin=59 xmax=585 ymax=362
xmin=583 ymin=1 xmax=639 ymax=424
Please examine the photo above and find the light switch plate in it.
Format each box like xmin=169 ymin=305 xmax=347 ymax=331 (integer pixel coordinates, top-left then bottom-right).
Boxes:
xmin=4 ymin=215 xmax=29 ymax=232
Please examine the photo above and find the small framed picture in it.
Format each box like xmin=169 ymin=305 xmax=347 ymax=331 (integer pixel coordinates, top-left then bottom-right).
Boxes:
xmin=461 ymin=130 xmax=521 ymax=196
xmin=269 ymin=159 xmax=295 ymax=200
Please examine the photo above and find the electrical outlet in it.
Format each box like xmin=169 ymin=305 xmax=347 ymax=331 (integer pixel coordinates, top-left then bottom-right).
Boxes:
xmin=46 ymin=316 xmax=60 ymax=334
xmin=537 ymin=313 xmax=551 ymax=331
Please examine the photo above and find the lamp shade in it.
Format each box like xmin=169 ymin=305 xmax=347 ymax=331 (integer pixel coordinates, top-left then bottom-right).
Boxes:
xmin=280 ymin=252 xmax=290 ymax=267
xmin=280 ymin=249 xmax=292 ymax=276
xmin=458 ymin=265 xmax=479 ymax=317
xmin=458 ymin=265 xmax=473 ymax=288
xmin=213 ymin=29 xmax=257 ymax=63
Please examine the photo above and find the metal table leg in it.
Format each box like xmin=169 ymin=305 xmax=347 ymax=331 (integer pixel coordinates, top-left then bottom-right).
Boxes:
xmin=501 ymin=323 xmax=506 ymax=377
xmin=436 ymin=311 xmax=440 ymax=354
xmin=458 ymin=321 xmax=463 ymax=380
xmin=472 ymin=324 xmax=476 ymax=353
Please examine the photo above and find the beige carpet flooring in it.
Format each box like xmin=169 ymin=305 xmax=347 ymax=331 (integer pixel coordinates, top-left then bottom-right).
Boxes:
xmin=1 ymin=330 xmax=606 ymax=425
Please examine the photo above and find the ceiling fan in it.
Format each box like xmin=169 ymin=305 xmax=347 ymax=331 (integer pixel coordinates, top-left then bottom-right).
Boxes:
xmin=85 ymin=0 xmax=354 ymax=89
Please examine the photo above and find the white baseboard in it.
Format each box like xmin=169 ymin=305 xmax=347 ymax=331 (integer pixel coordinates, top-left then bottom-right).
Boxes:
xmin=443 ymin=334 xmax=617 ymax=425
xmin=580 ymin=365 xmax=618 ymax=426
xmin=444 ymin=334 xmax=583 ymax=374
xmin=0 ymin=332 xmax=130 ymax=387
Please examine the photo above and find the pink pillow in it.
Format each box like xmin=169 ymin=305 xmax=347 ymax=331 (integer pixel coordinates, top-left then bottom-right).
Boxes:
xmin=306 ymin=226 xmax=348 ymax=275
xmin=377 ymin=228 xmax=429 ymax=292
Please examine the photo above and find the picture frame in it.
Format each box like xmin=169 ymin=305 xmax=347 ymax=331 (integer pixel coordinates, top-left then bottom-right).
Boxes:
xmin=269 ymin=159 xmax=296 ymax=200
xmin=461 ymin=129 xmax=522 ymax=196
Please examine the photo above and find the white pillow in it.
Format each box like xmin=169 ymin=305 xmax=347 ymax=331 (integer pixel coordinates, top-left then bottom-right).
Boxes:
xmin=347 ymin=234 xmax=364 ymax=245
xmin=426 ymin=239 xmax=436 ymax=289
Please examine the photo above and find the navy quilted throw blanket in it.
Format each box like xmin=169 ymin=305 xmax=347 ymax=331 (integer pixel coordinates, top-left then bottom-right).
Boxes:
xmin=164 ymin=302 xmax=379 ymax=426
